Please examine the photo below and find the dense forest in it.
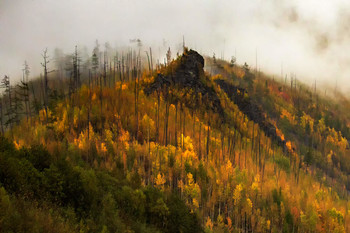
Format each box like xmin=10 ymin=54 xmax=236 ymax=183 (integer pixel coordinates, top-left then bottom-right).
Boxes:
xmin=0 ymin=42 xmax=349 ymax=233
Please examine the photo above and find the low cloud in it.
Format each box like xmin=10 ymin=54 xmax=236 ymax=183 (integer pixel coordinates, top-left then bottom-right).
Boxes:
xmin=1 ymin=0 xmax=350 ymax=92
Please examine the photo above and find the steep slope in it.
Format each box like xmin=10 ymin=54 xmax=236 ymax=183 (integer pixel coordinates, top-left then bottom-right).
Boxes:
xmin=209 ymin=57 xmax=350 ymax=193
xmin=0 ymin=48 xmax=349 ymax=233
xmin=214 ymin=78 xmax=286 ymax=148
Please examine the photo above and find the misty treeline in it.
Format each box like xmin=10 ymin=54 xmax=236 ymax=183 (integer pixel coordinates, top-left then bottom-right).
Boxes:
xmin=0 ymin=39 xmax=175 ymax=133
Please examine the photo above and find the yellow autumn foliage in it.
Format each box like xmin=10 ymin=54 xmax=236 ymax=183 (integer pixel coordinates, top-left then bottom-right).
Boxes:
xmin=300 ymin=112 xmax=314 ymax=133
xmin=205 ymin=216 xmax=213 ymax=231
xmin=233 ymin=184 xmax=243 ymax=206
xmin=280 ymin=108 xmax=296 ymax=125
xmin=155 ymin=173 xmax=166 ymax=188
xmin=39 ymin=109 xmax=52 ymax=122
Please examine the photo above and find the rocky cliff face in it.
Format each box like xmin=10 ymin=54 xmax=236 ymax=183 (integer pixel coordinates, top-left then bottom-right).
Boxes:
xmin=144 ymin=49 xmax=224 ymax=117
xmin=171 ymin=49 xmax=205 ymax=86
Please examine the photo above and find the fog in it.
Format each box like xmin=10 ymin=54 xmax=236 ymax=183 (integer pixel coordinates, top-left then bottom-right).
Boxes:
xmin=1 ymin=0 xmax=350 ymax=91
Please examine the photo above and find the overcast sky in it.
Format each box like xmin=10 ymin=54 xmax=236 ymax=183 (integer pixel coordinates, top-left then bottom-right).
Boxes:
xmin=1 ymin=0 xmax=350 ymax=91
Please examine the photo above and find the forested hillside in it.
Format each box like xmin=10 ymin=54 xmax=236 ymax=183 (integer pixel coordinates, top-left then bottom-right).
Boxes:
xmin=0 ymin=45 xmax=349 ymax=232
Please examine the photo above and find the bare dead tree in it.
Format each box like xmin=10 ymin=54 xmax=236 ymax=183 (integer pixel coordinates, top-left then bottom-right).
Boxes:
xmin=150 ymin=47 xmax=153 ymax=73
xmin=145 ymin=51 xmax=151 ymax=73
xmin=41 ymin=48 xmax=54 ymax=122
xmin=19 ymin=61 xmax=31 ymax=122
xmin=166 ymin=47 xmax=172 ymax=66
xmin=1 ymin=75 xmax=14 ymax=129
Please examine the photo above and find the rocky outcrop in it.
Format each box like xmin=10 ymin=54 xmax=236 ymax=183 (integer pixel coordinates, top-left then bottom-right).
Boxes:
xmin=144 ymin=49 xmax=224 ymax=117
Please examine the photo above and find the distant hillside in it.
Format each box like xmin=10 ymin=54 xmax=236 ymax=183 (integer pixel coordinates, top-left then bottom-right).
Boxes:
xmin=0 ymin=47 xmax=349 ymax=232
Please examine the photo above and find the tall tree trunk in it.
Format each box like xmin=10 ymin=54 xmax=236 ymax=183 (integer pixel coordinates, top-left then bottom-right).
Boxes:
xmin=175 ymin=103 xmax=178 ymax=147
xmin=134 ymin=66 xmax=138 ymax=140
xmin=156 ymin=91 xmax=160 ymax=143
xmin=0 ymin=101 xmax=3 ymax=134
xmin=199 ymin=121 xmax=202 ymax=160
xmin=207 ymin=118 xmax=210 ymax=160
xmin=182 ymin=107 xmax=185 ymax=150
xmin=100 ymin=74 xmax=103 ymax=136
xmin=165 ymin=100 xmax=169 ymax=146
xmin=150 ymin=47 xmax=153 ymax=73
